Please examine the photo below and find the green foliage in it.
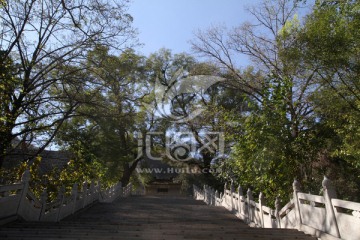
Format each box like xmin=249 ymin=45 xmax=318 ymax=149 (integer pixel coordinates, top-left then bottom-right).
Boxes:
xmin=298 ymin=0 xmax=360 ymax=199
xmin=0 ymin=154 xmax=109 ymax=201
xmin=312 ymin=88 xmax=360 ymax=177
xmin=0 ymin=0 xmax=136 ymax=169
xmin=211 ymin=0 xmax=360 ymax=204
xmin=56 ymin=46 xmax=147 ymax=186
xmin=224 ymin=78 xmax=293 ymax=203
xmin=300 ymin=0 xmax=360 ymax=108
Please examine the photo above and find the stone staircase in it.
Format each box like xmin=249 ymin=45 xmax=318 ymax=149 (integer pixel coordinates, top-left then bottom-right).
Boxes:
xmin=0 ymin=196 xmax=316 ymax=240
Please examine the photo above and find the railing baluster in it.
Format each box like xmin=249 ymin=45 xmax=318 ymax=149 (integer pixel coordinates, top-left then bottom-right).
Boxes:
xmin=275 ymin=196 xmax=281 ymax=228
xmin=292 ymin=179 xmax=302 ymax=229
xmin=322 ymin=176 xmax=341 ymax=238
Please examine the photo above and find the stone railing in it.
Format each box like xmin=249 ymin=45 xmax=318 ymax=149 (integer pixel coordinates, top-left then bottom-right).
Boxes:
xmin=0 ymin=169 xmax=133 ymax=224
xmin=193 ymin=177 xmax=360 ymax=240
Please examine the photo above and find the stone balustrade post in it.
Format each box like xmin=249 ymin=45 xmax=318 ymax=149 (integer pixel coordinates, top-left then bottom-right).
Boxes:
xmin=97 ymin=181 xmax=101 ymax=200
xmin=208 ymin=186 xmax=213 ymax=206
xmin=203 ymin=185 xmax=207 ymax=203
xmin=208 ymin=186 xmax=211 ymax=204
xmin=322 ymin=176 xmax=341 ymax=238
xmin=111 ymin=185 xmax=115 ymax=197
xmin=82 ymin=182 xmax=88 ymax=208
xmin=17 ymin=169 xmax=31 ymax=215
xmin=292 ymin=179 xmax=302 ymax=229
xmin=56 ymin=186 xmax=65 ymax=222
xmin=247 ymin=188 xmax=253 ymax=224
xmin=215 ymin=190 xmax=219 ymax=206
xmin=90 ymin=180 xmax=95 ymax=202
xmin=39 ymin=188 xmax=47 ymax=220
xmin=224 ymin=183 xmax=227 ymax=205
xmin=212 ymin=188 xmax=216 ymax=206
xmin=275 ymin=196 xmax=281 ymax=228
xmin=72 ymin=183 xmax=78 ymax=214
xmin=208 ymin=187 xmax=211 ymax=205
xmin=195 ymin=185 xmax=199 ymax=198
xmin=230 ymin=181 xmax=234 ymax=210
xmin=212 ymin=188 xmax=216 ymax=205
xmin=207 ymin=186 xmax=210 ymax=204
xmin=238 ymin=185 xmax=244 ymax=215
xmin=259 ymin=192 xmax=265 ymax=228
xmin=215 ymin=190 xmax=219 ymax=198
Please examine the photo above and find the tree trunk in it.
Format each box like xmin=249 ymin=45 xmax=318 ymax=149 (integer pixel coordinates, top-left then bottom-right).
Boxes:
xmin=120 ymin=158 xmax=142 ymax=186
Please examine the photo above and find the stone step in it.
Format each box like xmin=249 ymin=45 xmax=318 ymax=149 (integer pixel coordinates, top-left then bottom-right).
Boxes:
xmin=0 ymin=227 xmax=311 ymax=235
xmin=2 ymin=225 xmax=309 ymax=236
xmin=0 ymin=196 xmax=316 ymax=240
xmin=0 ymin=231 xmax=315 ymax=240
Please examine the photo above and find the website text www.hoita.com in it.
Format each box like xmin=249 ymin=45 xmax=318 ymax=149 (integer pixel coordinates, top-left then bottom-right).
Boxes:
xmin=136 ymin=167 xmax=221 ymax=174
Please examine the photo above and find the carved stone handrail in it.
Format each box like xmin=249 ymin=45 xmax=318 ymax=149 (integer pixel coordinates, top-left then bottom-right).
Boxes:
xmin=0 ymin=169 xmax=134 ymax=224
xmin=193 ymin=177 xmax=360 ymax=240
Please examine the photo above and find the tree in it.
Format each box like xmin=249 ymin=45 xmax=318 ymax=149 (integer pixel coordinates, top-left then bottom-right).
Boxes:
xmin=143 ymin=49 xmax=248 ymax=190
xmin=191 ymin=0 xmax=327 ymax=201
xmin=294 ymin=0 xmax=360 ymax=200
xmin=300 ymin=0 xmax=360 ymax=167
xmin=56 ymin=46 xmax=148 ymax=186
xmin=191 ymin=0 xmax=314 ymax=138
xmin=188 ymin=0 xmax=360 ymax=202
xmin=299 ymin=0 xmax=360 ymax=113
xmin=0 ymin=0 xmax=136 ymax=168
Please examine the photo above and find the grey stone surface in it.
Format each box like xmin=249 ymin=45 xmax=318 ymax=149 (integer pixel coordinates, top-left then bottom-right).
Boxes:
xmin=0 ymin=195 xmax=316 ymax=239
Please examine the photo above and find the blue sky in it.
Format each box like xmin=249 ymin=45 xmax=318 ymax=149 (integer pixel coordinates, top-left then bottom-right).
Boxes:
xmin=128 ymin=0 xmax=259 ymax=56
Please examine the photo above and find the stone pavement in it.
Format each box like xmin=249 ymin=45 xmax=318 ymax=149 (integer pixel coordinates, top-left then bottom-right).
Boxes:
xmin=0 ymin=195 xmax=316 ymax=239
